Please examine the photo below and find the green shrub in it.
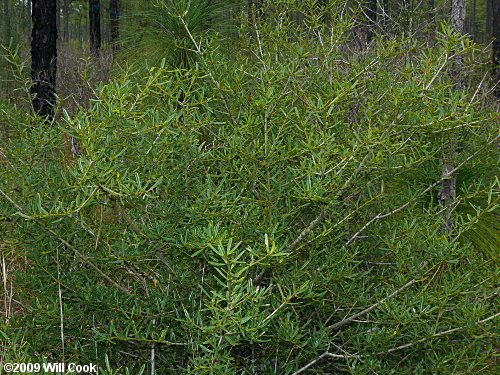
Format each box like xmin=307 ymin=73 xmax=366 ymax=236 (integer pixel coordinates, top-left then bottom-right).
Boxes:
xmin=1 ymin=1 xmax=497 ymax=373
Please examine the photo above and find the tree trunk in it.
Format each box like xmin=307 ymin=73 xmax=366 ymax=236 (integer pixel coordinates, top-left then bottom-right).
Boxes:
xmin=486 ymin=0 xmax=492 ymax=41
xmin=63 ymin=0 xmax=69 ymax=41
xmin=427 ymin=0 xmax=435 ymax=43
xmin=451 ymin=0 xmax=465 ymax=86
xmin=3 ymin=0 xmax=10 ymax=42
xmin=492 ymin=0 xmax=500 ymax=98
xmin=438 ymin=0 xmax=465 ymax=233
xmin=56 ymin=0 xmax=60 ymax=34
xmin=27 ymin=0 xmax=31 ymax=39
xmin=470 ymin=0 xmax=476 ymax=39
xmin=428 ymin=0 xmax=435 ymax=26
xmin=89 ymin=0 xmax=101 ymax=56
xmin=109 ymin=0 xmax=119 ymax=52
xmin=31 ymin=0 xmax=58 ymax=120
xmin=77 ymin=11 xmax=81 ymax=42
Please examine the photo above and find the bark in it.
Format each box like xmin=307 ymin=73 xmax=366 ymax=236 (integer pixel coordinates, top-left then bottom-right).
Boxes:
xmin=109 ymin=0 xmax=119 ymax=52
xmin=3 ymin=0 xmax=10 ymax=41
xmin=31 ymin=0 xmax=58 ymax=120
xmin=427 ymin=0 xmax=435 ymax=43
xmin=63 ymin=0 xmax=69 ymax=41
xmin=56 ymin=0 xmax=60 ymax=33
xmin=451 ymin=0 xmax=465 ymax=88
xmin=486 ymin=0 xmax=492 ymax=41
xmin=77 ymin=10 xmax=81 ymax=42
xmin=89 ymin=0 xmax=101 ymax=56
xmin=493 ymin=0 xmax=500 ymax=98
xmin=27 ymin=0 xmax=31 ymax=39
xmin=438 ymin=0 xmax=465 ymax=233
xmin=470 ymin=0 xmax=476 ymax=39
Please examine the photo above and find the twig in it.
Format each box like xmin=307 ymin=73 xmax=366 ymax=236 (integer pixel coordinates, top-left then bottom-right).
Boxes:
xmin=0 ymin=188 xmax=131 ymax=295
xmin=293 ymin=311 xmax=499 ymax=374
xmin=376 ymin=311 xmax=500 ymax=355
xmin=345 ymin=134 xmax=499 ymax=245
xmin=291 ymin=351 xmax=359 ymax=375
xmin=1 ymin=256 xmax=10 ymax=324
xmin=50 ymin=231 xmax=132 ymax=295
xmin=151 ymin=319 xmax=156 ymax=375
xmin=327 ymin=279 xmax=417 ymax=331
xmin=286 ymin=208 xmax=326 ymax=254
xmin=56 ymin=248 xmax=65 ymax=361
xmin=0 ymin=188 xmax=23 ymax=211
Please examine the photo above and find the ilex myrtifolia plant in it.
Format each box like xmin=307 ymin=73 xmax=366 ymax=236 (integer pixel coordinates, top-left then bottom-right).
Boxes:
xmin=0 ymin=1 xmax=498 ymax=373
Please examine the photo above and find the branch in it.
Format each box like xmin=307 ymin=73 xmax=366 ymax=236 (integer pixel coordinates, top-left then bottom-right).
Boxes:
xmin=376 ymin=311 xmax=500 ymax=355
xmin=48 ymin=230 xmax=131 ymax=295
xmin=327 ymin=279 xmax=417 ymax=331
xmin=293 ymin=311 xmax=499 ymax=374
xmin=0 ymin=188 xmax=131 ymax=295
xmin=291 ymin=351 xmax=359 ymax=375
xmin=286 ymin=208 xmax=326 ymax=253
xmin=345 ymin=134 xmax=500 ymax=245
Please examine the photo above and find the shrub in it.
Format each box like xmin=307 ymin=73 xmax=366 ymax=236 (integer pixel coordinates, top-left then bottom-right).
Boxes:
xmin=1 ymin=1 xmax=497 ymax=373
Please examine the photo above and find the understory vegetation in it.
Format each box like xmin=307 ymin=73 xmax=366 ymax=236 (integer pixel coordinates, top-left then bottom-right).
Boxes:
xmin=0 ymin=1 xmax=498 ymax=374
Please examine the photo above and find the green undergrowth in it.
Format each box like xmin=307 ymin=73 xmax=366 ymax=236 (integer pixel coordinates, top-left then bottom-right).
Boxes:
xmin=0 ymin=2 xmax=498 ymax=374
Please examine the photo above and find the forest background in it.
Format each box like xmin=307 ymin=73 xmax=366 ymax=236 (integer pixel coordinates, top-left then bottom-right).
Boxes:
xmin=0 ymin=0 xmax=499 ymax=374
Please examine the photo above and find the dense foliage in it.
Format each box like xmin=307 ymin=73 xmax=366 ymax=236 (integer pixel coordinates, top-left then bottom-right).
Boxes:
xmin=0 ymin=1 xmax=498 ymax=374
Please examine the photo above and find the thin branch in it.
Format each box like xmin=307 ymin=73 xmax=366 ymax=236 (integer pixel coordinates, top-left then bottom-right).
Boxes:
xmin=294 ymin=311 xmax=499 ymax=374
xmin=0 ymin=188 xmax=23 ymax=211
xmin=56 ymin=248 xmax=65 ymax=361
xmin=0 ymin=188 xmax=131 ymax=295
xmin=376 ymin=311 xmax=500 ymax=355
xmin=50 ymin=231 xmax=131 ymax=295
xmin=286 ymin=208 xmax=326 ymax=254
xmin=291 ymin=351 xmax=359 ymax=375
xmin=327 ymin=279 xmax=417 ymax=331
xmin=345 ymin=134 xmax=499 ymax=245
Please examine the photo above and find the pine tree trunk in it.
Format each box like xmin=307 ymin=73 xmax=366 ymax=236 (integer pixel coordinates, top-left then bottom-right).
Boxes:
xmin=56 ymin=0 xmax=60 ymax=35
xmin=109 ymin=0 xmax=119 ymax=52
xmin=470 ymin=0 xmax=476 ymax=39
xmin=3 ymin=0 xmax=10 ymax=42
xmin=63 ymin=0 xmax=69 ymax=41
xmin=492 ymin=0 xmax=500 ymax=98
xmin=486 ymin=0 xmax=492 ymax=41
xmin=438 ymin=0 xmax=465 ymax=233
xmin=27 ymin=0 xmax=31 ymax=40
xmin=427 ymin=0 xmax=435 ymax=43
xmin=31 ymin=0 xmax=58 ymax=120
xmin=89 ymin=0 xmax=101 ymax=56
